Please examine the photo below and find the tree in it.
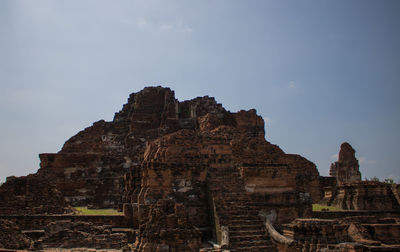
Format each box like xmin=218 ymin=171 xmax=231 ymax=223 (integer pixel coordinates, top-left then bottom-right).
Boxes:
xmin=384 ymin=178 xmax=395 ymax=184
xmin=370 ymin=176 xmax=380 ymax=182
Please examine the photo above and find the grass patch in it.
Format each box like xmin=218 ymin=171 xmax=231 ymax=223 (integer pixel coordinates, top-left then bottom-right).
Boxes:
xmin=312 ymin=204 xmax=342 ymax=211
xmin=74 ymin=207 xmax=123 ymax=215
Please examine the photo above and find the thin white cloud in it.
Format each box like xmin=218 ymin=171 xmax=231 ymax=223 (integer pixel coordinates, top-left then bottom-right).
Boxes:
xmin=359 ymin=157 xmax=377 ymax=165
xmin=118 ymin=17 xmax=135 ymax=26
xmin=136 ymin=18 xmax=148 ymax=28
xmin=330 ymin=153 xmax=338 ymax=160
xmin=289 ymin=81 xmax=296 ymax=89
xmin=135 ymin=18 xmax=192 ymax=33
xmin=159 ymin=23 xmax=173 ymax=31
xmin=182 ymin=26 xmax=193 ymax=33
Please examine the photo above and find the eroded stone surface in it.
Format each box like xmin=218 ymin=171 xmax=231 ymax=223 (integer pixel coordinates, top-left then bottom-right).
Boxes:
xmin=40 ymin=220 xmax=130 ymax=249
xmin=0 ymin=174 xmax=72 ymax=215
xmin=0 ymin=219 xmax=32 ymax=250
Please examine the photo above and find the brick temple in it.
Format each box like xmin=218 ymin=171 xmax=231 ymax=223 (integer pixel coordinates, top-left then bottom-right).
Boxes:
xmin=0 ymin=86 xmax=399 ymax=251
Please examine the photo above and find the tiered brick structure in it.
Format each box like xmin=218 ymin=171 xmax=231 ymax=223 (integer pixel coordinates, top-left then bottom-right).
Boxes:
xmin=122 ymin=89 xmax=320 ymax=251
xmin=329 ymin=142 xmax=361 ymax=185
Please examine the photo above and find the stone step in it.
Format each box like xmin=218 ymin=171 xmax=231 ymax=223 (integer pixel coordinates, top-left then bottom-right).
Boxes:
xmin=229 ymin=224 xmax=265 ymax=231
xmin=228 ymin=219 xmax=263 ymax=225
xmin=216 ymin=203 xmax=257 ymax=208
xmin=111 ymin=228 xmax=136 ymax=242
xmin=218 ymin=211 xmax=261 ymax=217
xmin=208 ymin=173 xmax=240 ymax=177
xmin=210 ymin=191 xmax=245 ymax=195
xmin=230 ymin=214 xmax=261 ymax=220
xmin=219 ymin=218 xmax=262 ymax=225
xmin=208 ymin=175 xmax=241 ymax=178
xmin=230 ymin=230 xmax=263 ymax=236
xmin=217 ymin=209 xmax=260 ymax=215
xmin=209 ymin=187 xmax=243 ymax=191
xmin=22 ymin=230 xmax=45 ymax=240
xmin=209 ymin=177 xmax=241 ymax=180
xmin=230 ymin=239 xmax=273 ymax=248
xmin=230 ymin=234 xmax=266 ymax=242
xmin=219 ymin=202 xmax=274 ymax=207
xmin=215 ymin=201 xmax=258 ymax=206
xmin=219 ymin=213 xmax=261 ymax=219
xmin=230 ymin=245 xmax=277 ymax=252
xmin=208 ymin=176 xmax=241 ymax=179
xmin=209 ymin=178 xmax=241 ymax=181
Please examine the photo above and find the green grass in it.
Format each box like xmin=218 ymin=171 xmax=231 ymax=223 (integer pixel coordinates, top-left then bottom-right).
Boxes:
xmin=312 ymin=204 xmax=342 ymax=211
xmin=74 ymin=207 xmax=123 ymax=215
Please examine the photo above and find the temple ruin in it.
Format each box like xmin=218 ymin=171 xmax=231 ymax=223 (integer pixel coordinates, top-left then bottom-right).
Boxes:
xmin=329 ymin=142 xmax=362 ymax=186
xmin=0 ymin=86 xmax=399 ymax=251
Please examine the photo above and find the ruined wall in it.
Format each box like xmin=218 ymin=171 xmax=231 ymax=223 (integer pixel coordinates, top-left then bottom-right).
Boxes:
xmin=0 ymin=215 xmax=127 ymax=231
xmin=332 ymin=181 xmax=400 ymax=210
xmin=319 ymin=176 xmax=337 ymax=202
xmin=276 ymin=214 xmax=400 ymax=252
xmin=0 ymin=174 xmax=72 ymax=215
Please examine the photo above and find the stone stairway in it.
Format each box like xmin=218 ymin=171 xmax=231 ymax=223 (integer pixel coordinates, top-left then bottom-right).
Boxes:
xmin=208 ymin=166 xmax=277 ymax=252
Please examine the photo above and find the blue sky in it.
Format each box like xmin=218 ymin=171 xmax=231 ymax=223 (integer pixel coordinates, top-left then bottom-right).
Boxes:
xmin=1 ymin=0 xmax=399 ymax=182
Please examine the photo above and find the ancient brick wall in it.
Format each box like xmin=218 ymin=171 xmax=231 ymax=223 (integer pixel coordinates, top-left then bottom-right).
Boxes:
xmin=0 ymin=215 xmax=127 ymax=230
xmin=0 ymin=175 xmax=72 ymax=215
xmin=332 ymin=181 xmax=400 ymax=210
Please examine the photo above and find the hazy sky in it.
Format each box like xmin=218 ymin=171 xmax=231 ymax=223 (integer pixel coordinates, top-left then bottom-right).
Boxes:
xmin=1 ymin=0 xmax=399 ymax=183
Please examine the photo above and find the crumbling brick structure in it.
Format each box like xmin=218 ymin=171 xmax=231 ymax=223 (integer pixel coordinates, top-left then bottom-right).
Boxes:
xmin=121 ymin=87 xmax=320 ymax=251
xmin=1 ymin=86 xmax=399 ymax=251
xmin=329 ymin=142 xmax=361 ymax=185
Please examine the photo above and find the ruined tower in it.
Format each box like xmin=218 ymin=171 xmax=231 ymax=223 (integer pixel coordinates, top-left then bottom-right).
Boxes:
xmin=329 ymin=142 xmax=361 ymax=185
